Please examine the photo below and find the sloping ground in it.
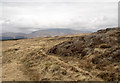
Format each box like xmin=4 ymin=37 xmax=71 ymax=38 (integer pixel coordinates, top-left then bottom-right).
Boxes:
xmin=47 ymin=28 xmax=120 ymax=81
xmin=2 ymin=28 xmax=120 ymax=81
xmin=3 ymin=34 xmax=97 ymax=81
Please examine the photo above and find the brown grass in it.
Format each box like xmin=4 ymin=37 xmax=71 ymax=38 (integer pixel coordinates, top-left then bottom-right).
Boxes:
xmin=2 ymin=28 xmax=120 ymax=81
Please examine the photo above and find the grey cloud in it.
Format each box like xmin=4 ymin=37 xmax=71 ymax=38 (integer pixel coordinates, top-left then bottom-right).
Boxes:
xmin=0 ymin=1 xmax=118 ymax=33
xmin=1 ymin=0 xmax=119 ymax=2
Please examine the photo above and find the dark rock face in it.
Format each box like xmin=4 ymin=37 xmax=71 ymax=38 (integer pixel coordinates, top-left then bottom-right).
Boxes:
xmin=47 ymin=27 xmax=120 ymax=81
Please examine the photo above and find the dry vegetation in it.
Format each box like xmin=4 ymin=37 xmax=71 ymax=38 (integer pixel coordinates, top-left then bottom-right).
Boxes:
xmin=2 ymin=28 xmax=120 ymax=81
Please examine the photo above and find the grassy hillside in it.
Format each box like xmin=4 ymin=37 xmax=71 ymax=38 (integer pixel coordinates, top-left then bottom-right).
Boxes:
xmin=2 ymin=28 xmax=120 ymax=81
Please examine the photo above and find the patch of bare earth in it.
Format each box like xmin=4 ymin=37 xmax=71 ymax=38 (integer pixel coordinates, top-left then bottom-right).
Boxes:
xmin=2 ymin=60 xmax=29 ymax=81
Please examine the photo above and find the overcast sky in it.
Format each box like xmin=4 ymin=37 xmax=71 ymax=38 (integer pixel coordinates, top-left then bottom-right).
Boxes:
xmin=0 ymin=0 xmax=119 ymax=33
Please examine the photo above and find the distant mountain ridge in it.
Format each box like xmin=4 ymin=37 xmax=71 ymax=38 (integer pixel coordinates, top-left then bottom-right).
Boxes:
xmin=1 ymin=28 xmax=90 ymax=40
xmin=1 ymin=32 xmax=27 ymax=40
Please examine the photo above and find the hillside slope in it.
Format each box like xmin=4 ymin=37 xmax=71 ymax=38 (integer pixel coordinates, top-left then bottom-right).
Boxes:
xmin=2 ymin=27 xmax=120 ymax=81
xmin=48 ymin=27 xmax=120 ymax=81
